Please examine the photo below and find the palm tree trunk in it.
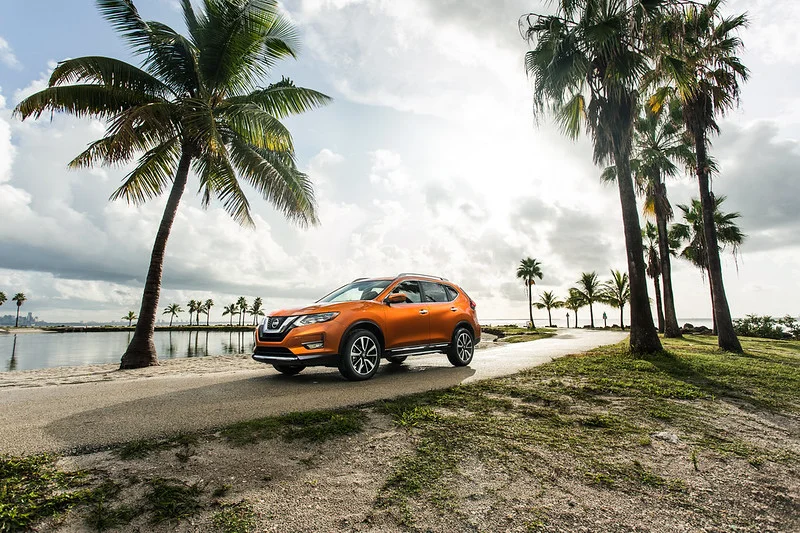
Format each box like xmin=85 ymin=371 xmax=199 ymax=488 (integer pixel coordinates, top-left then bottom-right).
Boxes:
xmin=547 ymin=308 xmax=553 ymax=328
xmin=620 ymin=305 xmax=624 ymax=331
xmin=655 ymin=184 xmax=681 ymax=338
xmin=589 ymin=303 xmax=594 ymax=329
xmin=614 ymin=154 xmax=662 ymax=353
xmin=694 ymin=133 xmax=742 ymax=352
xmin=653 ymin=276 xmax=665 ymax=334
xmin=206 ymin=313 xmax=210 ymax=327
xmin=15 ymin=306 xmax=20 ymax=327
xmin=708 ymin=278 xmax=717 ymax=335
xmin=120 ymin=150 xmax=192 ymax=369
xmin=573 ymin=310 xmax=578 ymax=328
xmin=527 ymin=282 xmax=535 ymax=329
xmin=169 ymin=315 xmax=174 ymax=327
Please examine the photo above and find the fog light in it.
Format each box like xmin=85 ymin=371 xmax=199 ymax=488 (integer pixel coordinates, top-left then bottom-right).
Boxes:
xmin=303 ymin=341 xmax=324 ymax=350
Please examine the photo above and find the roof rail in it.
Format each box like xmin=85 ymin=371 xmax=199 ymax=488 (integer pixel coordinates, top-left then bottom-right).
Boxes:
xmin=395 ymin=272 xmax=448 ymax=281
xmin=351 ymin=277 xmax=368 ymax=282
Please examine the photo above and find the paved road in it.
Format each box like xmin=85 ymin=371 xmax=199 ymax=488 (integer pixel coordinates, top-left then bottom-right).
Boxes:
xmin=0 ymin=329 xmax=626 ymax=455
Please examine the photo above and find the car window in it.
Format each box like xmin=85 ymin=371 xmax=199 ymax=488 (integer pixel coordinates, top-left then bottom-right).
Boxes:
xmin=391 ymin=281 xmax=422 ymax=303
xmin=443 ymin=285 xmax=459 ymax=302
xmin=318 ymin=280 xmax=391 ymax=303
xmin=420 ymin=281 xmax=449 ymax=303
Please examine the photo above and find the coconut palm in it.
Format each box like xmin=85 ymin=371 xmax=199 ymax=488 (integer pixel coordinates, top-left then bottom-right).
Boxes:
xmin=643 ymin=221 xmax=664 ymax=333
xmin=162 ymin=303 xmax=183 ymax=326
xmin=222 ymin=303 xmax=239 ymax=326
xmin=573 ymin=272 xmax=602 ymax=329
xmin=534 ymin=290 xmax=564 ymax=328
xmin=123 ymin=311 xmax=137 ymax=327
xmin=0 ymin=292 xmax=6 ymax=308
xmin=516 ymin=257 xmax=543 ymax=329
xmin=648 ymin=0 xmax=748 ymax=352
xmin=187 ymin=299 xmax=200 ymax=327
xmin=671 ymin=196 xmax=744 ymax=336
xmin=249 ymin=297 xmax=265 ymax=325
xmin=521 ymin=0 xmax=662 ymax=353
xmin=15 ymin=0 xmax=330 ymax=368
xmin=12 ymin=293 xmax=26 ymax=327
xmin=601 ymin=270 xmax=631 ymax=330
xmin=203 ymin=298 xmax=214 ymax=326
xmin=564 ymin=289 xmax=586 ymax=329
xmin=237 ymin=297 xmax=248 ymax=327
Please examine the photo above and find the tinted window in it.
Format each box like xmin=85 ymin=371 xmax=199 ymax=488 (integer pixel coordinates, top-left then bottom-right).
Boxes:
xmin=421 ymin=281 xmax=449 ymax=303
xmin=391 ymin=281 xmax=422 ymax=303
xmin=318 ymin=280 xmax=392 ymax=303
xmin=444 ymin=285 xmax=459 ymax=302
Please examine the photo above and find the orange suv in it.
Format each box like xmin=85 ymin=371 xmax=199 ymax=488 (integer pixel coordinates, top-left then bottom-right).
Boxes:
xmin=252 ymin=273 xmax=480 ymax=381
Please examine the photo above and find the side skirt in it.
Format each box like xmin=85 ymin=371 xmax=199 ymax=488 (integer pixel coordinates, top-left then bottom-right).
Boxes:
xmin=384 ymin=343 xmax=450 ymax=357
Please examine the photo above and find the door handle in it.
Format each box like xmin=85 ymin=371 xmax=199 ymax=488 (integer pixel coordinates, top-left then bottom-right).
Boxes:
xmin=450 ymin=307 xmax=457 ymax=312
xmin=419 ymin=309 xmax=429 ymax=315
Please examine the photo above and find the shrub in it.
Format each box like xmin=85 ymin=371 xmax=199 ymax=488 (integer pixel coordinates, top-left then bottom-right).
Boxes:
xmin=733 ymin=314 xmax=798 ymax=339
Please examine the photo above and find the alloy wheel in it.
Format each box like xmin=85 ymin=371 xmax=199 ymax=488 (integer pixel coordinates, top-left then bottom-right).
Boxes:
xmin=350 ymin=335 xmax=379 ymax=376
xmin=456 ymin=331 xmax=473 ymax=363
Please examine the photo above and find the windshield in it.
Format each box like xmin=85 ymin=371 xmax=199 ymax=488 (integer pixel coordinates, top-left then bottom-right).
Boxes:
xmin=317 ymin=279 xmax=392 ymax=303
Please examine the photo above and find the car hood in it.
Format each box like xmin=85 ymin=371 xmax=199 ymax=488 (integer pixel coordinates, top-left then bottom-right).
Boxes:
xmin=266 ymin=300 xmax=378 ymax=317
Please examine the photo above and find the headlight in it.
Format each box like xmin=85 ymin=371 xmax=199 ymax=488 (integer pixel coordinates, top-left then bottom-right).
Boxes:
xmin=295 ymin=312 xmax=339 ymax=326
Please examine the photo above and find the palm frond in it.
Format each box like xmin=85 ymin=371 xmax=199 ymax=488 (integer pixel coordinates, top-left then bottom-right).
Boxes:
xmin=49 ymin=56 xmax=173 ymax=98
xmin=14 ymin=84 xmax=156 ymax=120
xmin=110 ymin=137 xmax=181 ymax=205
xmin=229 ymin=80 xmax=331 ymax=119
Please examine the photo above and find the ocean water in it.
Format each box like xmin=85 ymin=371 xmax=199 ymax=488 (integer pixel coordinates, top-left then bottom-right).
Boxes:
xmin=481 ymin=317 xmax=714 ymax=329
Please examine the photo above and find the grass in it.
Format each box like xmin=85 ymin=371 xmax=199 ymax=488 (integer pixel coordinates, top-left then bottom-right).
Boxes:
xmin=212 ymin=500 xmax=257 ymax=533
xmin=115 ymin=433 xmax=198 ymax=460
xmin=221 ymin=408 xmax=367 ymax=446
xmin=481 ymin=325 xmax=557 ymax=342
xmin=146 ymin=477 xmax=204 ymax=524
xmin=373 ymin=335 xmax=800 ymax=528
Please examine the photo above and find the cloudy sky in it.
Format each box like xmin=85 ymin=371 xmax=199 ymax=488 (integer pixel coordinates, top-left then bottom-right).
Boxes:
xmin=0 ymin=0 xmax=798 ymax=325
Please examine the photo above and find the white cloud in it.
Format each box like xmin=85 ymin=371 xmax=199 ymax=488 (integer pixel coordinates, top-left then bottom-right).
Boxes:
xmin=0 ymin=37 xmax=21 ymax=70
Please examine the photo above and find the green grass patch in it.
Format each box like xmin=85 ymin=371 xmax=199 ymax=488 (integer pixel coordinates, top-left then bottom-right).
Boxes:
xmin=504 ymin=332 xmax=556 ymax=343
xmin=212 ymin=500 xmax=257 ymax=533
xmin=146 ymin=477 xmax=204 ymax=524
xmin=221 ymin=409 xmax=366 ymax=446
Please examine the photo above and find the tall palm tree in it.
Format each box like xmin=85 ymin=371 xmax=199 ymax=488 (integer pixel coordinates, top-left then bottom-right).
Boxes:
xmin=15 ymin=0 xmax=330 ymax=368
xmin=643 ymin=221 xmax=664 ymax=333
xmin=516 ymin=257 xmax=543 ymax=329
xmin=0 ymin=292 xmax=6 ymax=308
xmin=162 ymin=303 xmax=182 ymax=327
xmin=574 ymin=272 xmax=601 ymax=329
xmin=249 ymin=297 xmax=265 ymax=325
xmin=237 ymin=297 xmax=248 ymax=327
xmin=12 ymin=293 xmax=26 ymax=327
xmin=565 ymin=289 xmax=586 ymax=329
xmin=123 ymin=311 xmax=137 ymax=327
xmin=601 ymin=270 xmax=631 ymax=330
xmin=534 ymin=290 xmax=564 ymax=328
xmin=521 ymin=0 xmax=662 ymax=354
xmin=187 ymin=299 xmax=199 ymax=327
xmin=203 ymin=298 xmax=214 ymax=326
xmin=671 ymin=196 xmax=744 ymax=336
xmin=648 ymin=0 xmax=748 ymax=352
xmin=222 ymin=303 xmax=238 ymax=326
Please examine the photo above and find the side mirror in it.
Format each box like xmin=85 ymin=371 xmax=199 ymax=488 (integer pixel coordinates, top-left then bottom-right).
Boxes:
xmin=385 ymin=293 xmax=407 ymax=305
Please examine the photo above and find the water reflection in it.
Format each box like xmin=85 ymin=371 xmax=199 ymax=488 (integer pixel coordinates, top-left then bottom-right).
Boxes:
xmin=1 ymin=330 xmax=255 ymax=372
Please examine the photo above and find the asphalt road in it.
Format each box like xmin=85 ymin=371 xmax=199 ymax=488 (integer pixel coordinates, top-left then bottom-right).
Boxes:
xmin=0 ymin=329 xmax=627 ymax=455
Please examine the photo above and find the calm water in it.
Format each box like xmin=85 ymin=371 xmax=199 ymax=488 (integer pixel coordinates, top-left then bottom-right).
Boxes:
xmin=1 ymin=331 xmax=255 ymax=372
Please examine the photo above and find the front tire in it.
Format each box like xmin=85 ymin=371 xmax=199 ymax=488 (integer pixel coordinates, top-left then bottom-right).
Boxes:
xmin=273 ymin=364 xmax=305 ymax=376
xmin=447 ymin=327 xmax=474 ymax=367
xmin=338 ymin=329 xmax=381 ymax=381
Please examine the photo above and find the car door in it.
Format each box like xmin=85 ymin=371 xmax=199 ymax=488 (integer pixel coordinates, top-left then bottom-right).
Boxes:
xmin=383 ymin=280 xmax=430 ymax=348
xmin=420 ymin=281 xmax=458 ymax=344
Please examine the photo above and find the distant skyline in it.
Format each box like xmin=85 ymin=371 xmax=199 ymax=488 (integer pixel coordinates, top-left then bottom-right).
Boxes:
xmin=1 ymin=0 xmax=800 ymax=323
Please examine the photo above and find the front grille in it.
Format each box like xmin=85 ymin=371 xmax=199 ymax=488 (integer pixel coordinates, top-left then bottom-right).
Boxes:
xmin=265 ymin=316 xmax=287 ymax=330
xmin=254 ymin=346 xmax=294 ymax=357
xmin=258 ymin=316 xmax=292 ymax=342
xmin=258 ymin=330 xmax=290 ymax=342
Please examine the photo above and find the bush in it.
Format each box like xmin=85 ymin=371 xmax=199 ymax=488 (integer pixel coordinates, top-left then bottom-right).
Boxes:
xmin=733 ymin=314 xmax=798 ymax=339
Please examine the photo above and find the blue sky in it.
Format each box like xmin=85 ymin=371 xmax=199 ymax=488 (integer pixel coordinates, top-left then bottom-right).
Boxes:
xmin=1 ymin=0 xmax=800 ymax=325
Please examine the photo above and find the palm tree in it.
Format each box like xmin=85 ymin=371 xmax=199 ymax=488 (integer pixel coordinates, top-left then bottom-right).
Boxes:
xmin=574 ymin=272 xmax=601 ymax=329
xmin=0 ymin=292 xmax=6 ymax=310
xmin=521 ymin=0 xmax=662 ymax=354
xmin=123 ymin=311 xmax=137 ymax=327
xmin=12 ymin=293 xmax=26 ymax=327
xmin=516 ymin=258 xmax=543 ymax=329
xmin=15 ymin=0 xmax=330 ymax=368
xmin=203 ymin=299 xmax=214 ymax=326
xmin=671 ymin=196 xmax=744 ymax=336
xmin=222 ymin=303 xmax=238 ymax=326
xmin=162 ymin=303 xmax=182 ymax=327
xmin=643 ymin=222 xmax=664 ymax=333
xmin=249 ymin=297 xmax=265 ymax=325
xmin=186 ymin=299 xmax=197 ymax=327
xmin=601 ymin=270 xmax=631 ymax=330
xmin=648 ymin=0 xmax=748 ymax=352
xmin=237 ymin=297 xmax=248 ymax=327
xmin=564 ymin=289 xmax=586 ymax=329
xmin=534 ymin=290 xmax=564 ymax=328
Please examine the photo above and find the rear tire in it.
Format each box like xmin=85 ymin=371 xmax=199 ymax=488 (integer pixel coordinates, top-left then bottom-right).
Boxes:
xmin=338 ymin=329 xmax=381 ymax=381
xmin=447 ymin=327 xmax=474 ymax=366
xmin=273 ymin=364 xmax=305 ymax=376
xmin=386 ymin=356 xmax=407 ymax=365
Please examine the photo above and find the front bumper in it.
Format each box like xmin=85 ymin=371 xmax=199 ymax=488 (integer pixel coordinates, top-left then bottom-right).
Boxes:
xmin=252 ymin=348 xmax=338 ymax=367
xmin=252 ymin=319 xmax=345 ymax=367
